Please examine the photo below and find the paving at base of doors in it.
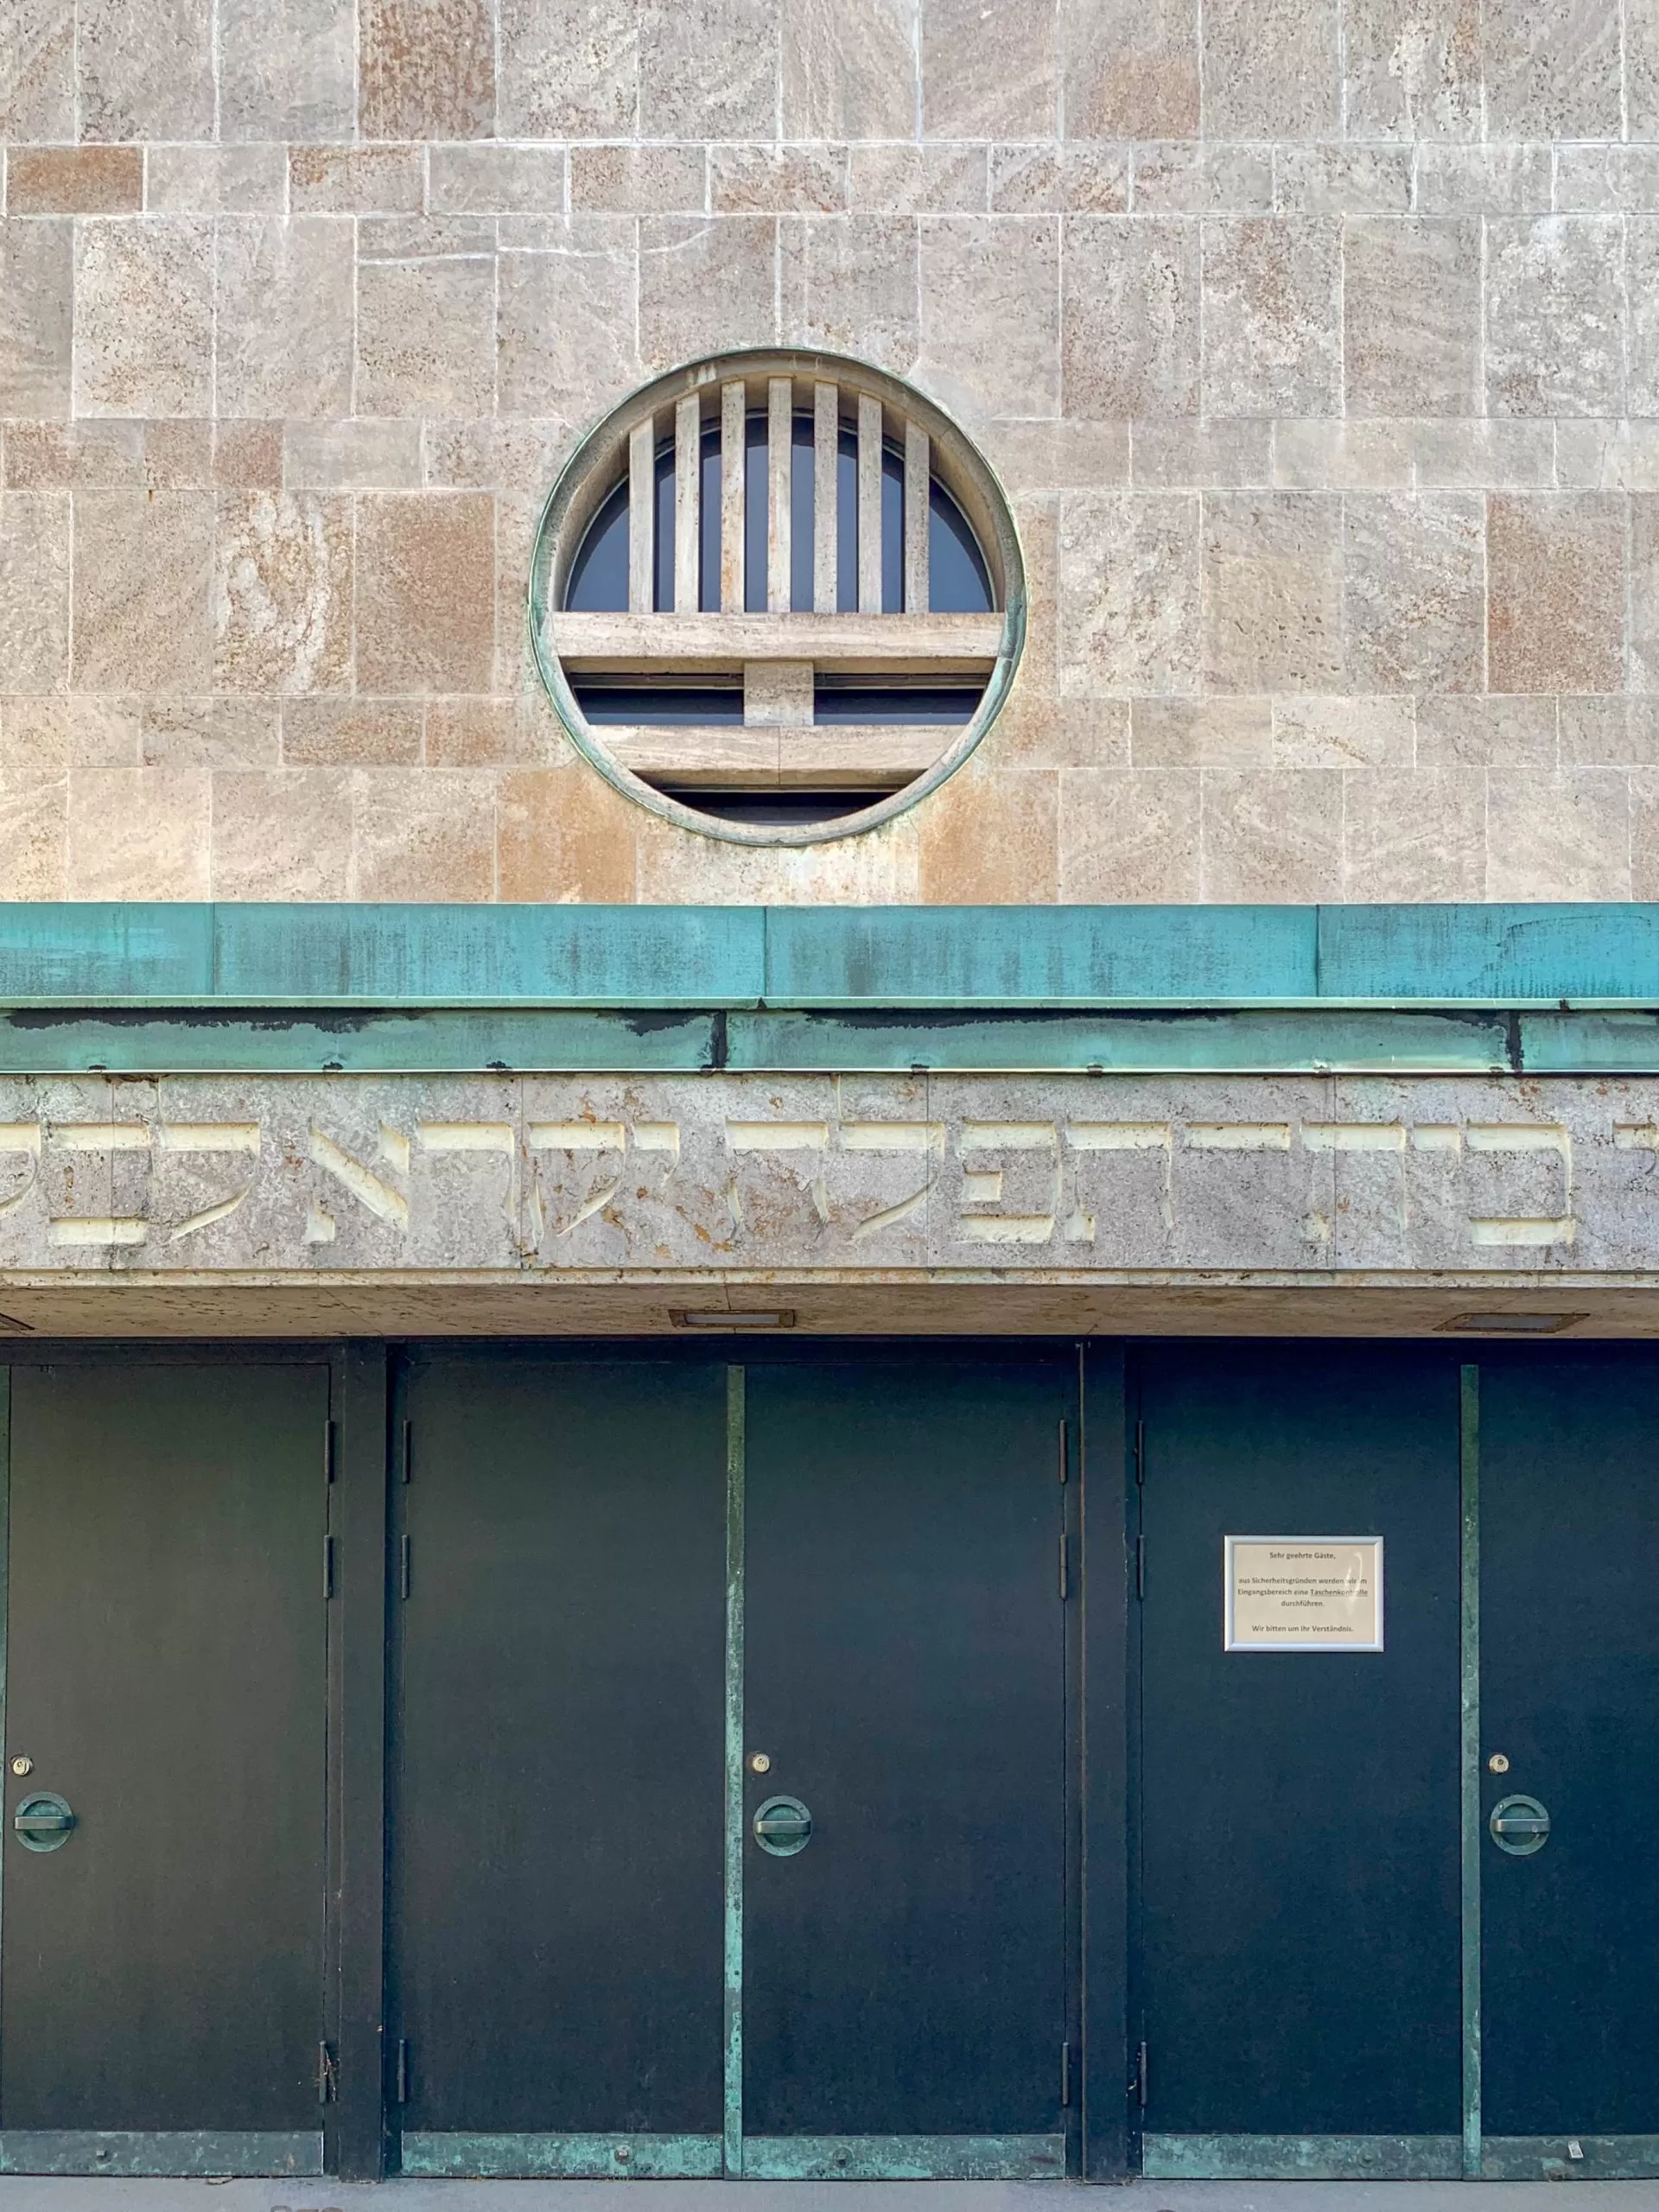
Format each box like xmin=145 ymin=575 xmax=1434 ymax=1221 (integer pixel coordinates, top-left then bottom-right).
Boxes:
xmin=0 ymin=2185 xmax=1653 ymax=2210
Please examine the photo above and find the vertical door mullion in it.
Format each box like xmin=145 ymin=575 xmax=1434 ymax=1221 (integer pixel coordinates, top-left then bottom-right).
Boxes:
xmin=1459 ymin=1363 xmax=1482 ymax=2180
xmin=1081 ymin=1342 xmax=1130 ymax=2181
xmin=327 ymin=1344 xmax=391 ymax=2181
xmin=722 ymin=1363 xmax=746 ymax=2177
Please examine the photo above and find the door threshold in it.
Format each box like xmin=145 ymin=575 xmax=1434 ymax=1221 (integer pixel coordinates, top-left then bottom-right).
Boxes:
xmin=400 ymin=2133 xmax=722 ymax=2178
xmin=740 ymin=2134 xmax=1066 ymax=2179
xmin=0 ymin=2131 xmax=322 ymax=2177
xmin=1143 ymin=2133 xmax=1462 ymax=2180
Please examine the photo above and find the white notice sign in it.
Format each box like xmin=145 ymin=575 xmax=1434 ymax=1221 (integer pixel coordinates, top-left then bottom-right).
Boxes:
xmin=1224 ymin=1536 xmax=1384 ymax=1652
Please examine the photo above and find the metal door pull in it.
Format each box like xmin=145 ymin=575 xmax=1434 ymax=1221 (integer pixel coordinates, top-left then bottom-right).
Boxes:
xmin=752 ymin=1796 xmax=813 ymax=1856
xmin=1489 ymin=1794 xmax=1550 ymax=1854
xmin=12 ymin=1793 xmax=76 ymax=1852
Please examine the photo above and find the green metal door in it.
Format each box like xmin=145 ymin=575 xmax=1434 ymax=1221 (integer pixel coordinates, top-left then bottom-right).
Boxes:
xmin=0 ymin=1360 xmax=330 ymax=2176
xmin=1134 ymin=1344 xmax=1463 ymax=2179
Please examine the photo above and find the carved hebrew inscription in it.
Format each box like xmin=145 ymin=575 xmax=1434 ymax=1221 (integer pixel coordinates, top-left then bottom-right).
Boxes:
xmin=0 ymin=1077 xmax=1644 ymax=1274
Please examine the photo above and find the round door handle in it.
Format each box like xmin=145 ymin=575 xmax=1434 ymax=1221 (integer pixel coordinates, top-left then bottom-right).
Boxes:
xmin=753 ymin=1795 xmax=812 ymax=1857
xmin=13 ymin=1792 xmax=75 ymax=1853
xmin=1490 ymin=1793 xmax=1550 ymax=1856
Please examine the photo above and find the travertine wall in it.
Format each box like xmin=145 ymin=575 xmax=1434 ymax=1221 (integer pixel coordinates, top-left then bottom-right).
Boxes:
xmin=1 ymin=0 xmax=1656 ymax=906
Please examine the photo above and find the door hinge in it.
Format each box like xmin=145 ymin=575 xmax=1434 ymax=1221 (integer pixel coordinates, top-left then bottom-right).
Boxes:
xmin=1058 ymin=1416 xmax=1068 ymax=1485
xmin=1131 ymin=2038 xmax=1148 ymax=2110
xmin=324 ymin=1419 xmax=336 ymax=1483
xmin=1134 ymin=1415 xmax=1145 ymax=1487
xmin=399 ymin=1531 xmax=411 ymax=1600
xmin=395 ymin=2037 xmax=410 ymax=2104
xmin=317 ymin=2041 xmax=339 ymax=2105
xmin=1058 ymin=1531 xmax=1070 ymax=1602
xmin=401 ymin=1418 xmax=412 ymax=1484
xmin=1135 ymin=1531 xmax=1145 ymax=1600
xmin=323 ymin=1534 xmax=335 ymax=1599
xmin=1060 ymin=2039 xmax=1073 ymax=2107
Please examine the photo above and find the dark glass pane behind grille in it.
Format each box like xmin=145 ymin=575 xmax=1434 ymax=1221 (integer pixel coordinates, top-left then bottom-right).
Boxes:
xmin=563 ymin=413 xmax=995 ymax=619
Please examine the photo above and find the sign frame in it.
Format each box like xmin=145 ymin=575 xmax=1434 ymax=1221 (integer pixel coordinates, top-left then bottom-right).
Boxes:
xmin=1223 ymin=1534 xmax=1385 ymax=1654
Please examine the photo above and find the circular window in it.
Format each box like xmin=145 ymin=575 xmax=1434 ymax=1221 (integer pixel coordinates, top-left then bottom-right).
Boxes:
xmin=529 ymin=350 xmax=1025 ymax=847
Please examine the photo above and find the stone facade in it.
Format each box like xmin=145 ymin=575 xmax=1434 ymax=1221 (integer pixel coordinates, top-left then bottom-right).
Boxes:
xmin=0 ymin=0 xmax=1655 ymax=905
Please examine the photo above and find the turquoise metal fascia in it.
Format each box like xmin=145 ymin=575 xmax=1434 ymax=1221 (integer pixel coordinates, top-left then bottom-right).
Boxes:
xmin=0 ymin=903 xmax=1656 ymax=1020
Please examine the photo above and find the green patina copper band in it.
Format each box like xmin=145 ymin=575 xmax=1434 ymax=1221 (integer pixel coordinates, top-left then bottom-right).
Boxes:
xmin=1142 ymin=2134 xmax=1460 ymax=2181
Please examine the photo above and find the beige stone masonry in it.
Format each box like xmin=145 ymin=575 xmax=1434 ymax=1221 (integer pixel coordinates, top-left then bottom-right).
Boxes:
xmin=0 ymin=0 xmax=1658 ymax=898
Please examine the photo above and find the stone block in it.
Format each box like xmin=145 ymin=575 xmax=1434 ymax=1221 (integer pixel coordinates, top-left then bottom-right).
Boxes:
xmin=1415 ymin=694 xmax=1557 ymax=768
xmin=1560 ymin=698 xmax=1659 ymax=767
xmin=1632 ymin=2 xmax=1659 ymax=139
xmin=1200 ymin=493 xmax=1342 ymax=693
xmin=640 ymin=0 xmax=778 ymax=137
xmin=1062 ymin=218 xmax=1198 ymax=421
xmin=498 ymin=0 xmax=639 ymax=137
xmin=73 ymin=217 xmax=211 ymax=417
xmin=0 ymin=218 xmax=71 ymax=417
xmin=1200 ymin=768 xmax=1343 ymax=900
xmin=984 ymin=421 xmax=1129 ymax=492
xmin=1131 ymin=696 xmax=1272 ymax=767
xmin=1201 ymin=217 xmax=1340 ymax=416
xmin=213 ymin=422 xmax=284 ymax=491
xmin=1132 ymin=144 xmax=1273 ymax=213
xmin=1058 ymin=492 xmax=1198 ymax=696
xmin=1554 ymin=145 xmax=1659 ymax=216
xmin=283 ymin=420 xmax=423 ymax=489
xmin=1340 ymin=0 xmax=1479 ymax=138
xmin=986 ymin=692 xmax=1129 ymax=768
xmin=146 ymin=146 xmax=287 ymax=212
xmin=356 ymin=252 xmax=498 ymax=418
xmin=1483 ymin=0 xmax=1621 ymax=137
xmin=1414 ymin=143 xmax=1551 ymax=214
xmin=77 ymin=0 xmax=211 ymax=138
xmin=4 ymin=422 xmax=139 ymax=489
xmin=638 ymin=216 xmax=778 ymax=372
xmin=1343 ymin=768 xmax=1484 ymax=901
xmin=282 ymin=698 xmax=423 ymax=766
xmin=426 ymin=698 xmax=563 ymax=766
xmin=1343 ymin=493 xmax=1484 ymax=694
xmin=1058 ymin=768 xmax=1199 ymax=899
xmin=213 ymin=492 xmax=353 ymax=696
xmin=359 ymin=0 xmax=495 ymax=138
xmin=918 ymin=215 xmax=1059 ymax=420
xmin=498 ymin=223 xmax=640 ymax=418
xmin=140 ymin=698 xmax=279 ymax=769
xmin=0 ymin=773 xmax=65 ymax=898
xmin=779 ymin=215 xmax=919 ymax=377
xmin=1343 ymin=218 xmax=1478 ymax=418
xmin=1635 ymin=772 xmax=1659 ymax=899
xmin=214 ymin=217 xmax=353 ymax=420
xmin=429 ymin=145 xmax=569 ymax=213
xmin=1488 ymin=493 xmax=1624 ymax=694
xmin=1274 ymin=146 xmax=1412 ymax=215
xmin=1625 ymin=221 xmax=1659 ymax=417
xmin=1271 ymin=418 xmax=1414 ymax=491
xmin=921 ymin=0 xmax=1057 ymax=137
xmin=1485 ymin=217 xmax=1625 ymax=417
xmin=66 ymin=767 xmax=211 ymax=898
xmin=849 ymin=144 xmax=988 ymax=214
xmin=1273 ymin=695 xmax=1414 ymax=770
xmin=711 ymin=147 xmax=849 ymax=216
xmin=1059 ymin=0 xmax=1196 ymax=137
xmin=7 ymin=145 xmax=139 ymax=213
xmin=422 ymin=417 xmax=574 ymax=492
xmin=1627 ymin=496 xmax=1659 ymax=694
xmin=355 ymin=493 xmax=495 ymax=694
xmin=0 ymin=696 xmax=141 ymax=768
xmin=0 ymin=0 xmax=73 ymax=138
xmin=632 ymin=805 xmax=919 ymax=904
xmin=0 ymin=494 xmax=69 ymax=692
xmin=141 ymin=421 xmax=213 ymax=489
xmin=219 ymin=0 xmax=354 ymax=140
xmin=353 ymin=767 xmax=496 ymax=899
xmin=781 ymin=0 xmax=917 ymax=139
xmin=71 ymin=489 xmax=212 ymax=694
xmin=211 ymin=770 xmax=353 ymax=899
xmin=1487 ymin=770 xmax=1630 ymax=900
xmin=569 ymin=144 xmax=702 ymax=213
xmin=1200 ymin=0 xmax=1338 ymax=138
xmin=1130 ymin=419 xmax=1271 ymax=489
xmin=289 ymin=145 xmax=424 ymax=212
xmin=989 ymin=144 xmax=1129 ymax=215
xmin=918 ymin=762 xmax=1058 ymax=900
xmin=1408 ymin=418 xmax=1553 ymax=490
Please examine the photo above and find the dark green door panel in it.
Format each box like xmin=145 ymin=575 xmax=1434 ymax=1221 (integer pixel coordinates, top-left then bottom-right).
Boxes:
xmin=741 ymin=1354 xmax=1069 ymax=2140
xmin=1478 ymin=1353 xmax=1659 ymax=2141
xmin=391 ymin=1355 xmax=726 ymax=2138
xmin=1 ymin=1362 xmax=328 ymax=2133
xmin=1136 ymin=1345 xmax=1461 ymax=2140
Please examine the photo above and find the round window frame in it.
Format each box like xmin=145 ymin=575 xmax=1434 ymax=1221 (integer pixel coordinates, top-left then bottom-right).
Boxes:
xmin=527 ymin=347 xmax=1027 ymax=849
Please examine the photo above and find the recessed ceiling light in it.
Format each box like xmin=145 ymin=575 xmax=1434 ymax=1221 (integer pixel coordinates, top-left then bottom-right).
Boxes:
xmin=1437 ymin=1312 xmax=1586 ymax=1335
xmin=671 ymin=1310 xmax=797 ymax=1331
